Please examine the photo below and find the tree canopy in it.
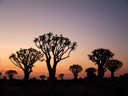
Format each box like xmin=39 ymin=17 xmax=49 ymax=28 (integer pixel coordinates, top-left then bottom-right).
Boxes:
xmin=85 ymin=67 xmax=96 ymax=74
xmin=34 ymin=32 xmax=77 ymax=62
xmin=9 ymin=48 xmax=43 ymax=72
xmin=88 ymin=48 xmax=114 ymax=66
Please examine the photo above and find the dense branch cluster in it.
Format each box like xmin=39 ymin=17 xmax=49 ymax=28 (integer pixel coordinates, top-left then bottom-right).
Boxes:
xmin=34 ymin=32 xmax=77 ymax=62
xmin=88 ymin=48 xmax=114 ymax=65
xmin=106 ymin=59 xmax=123 ymax=72
xmin=69 ymin=64 xmax=83 ymax=74
xmin=9 ymin=48 xmax=44 ymax=72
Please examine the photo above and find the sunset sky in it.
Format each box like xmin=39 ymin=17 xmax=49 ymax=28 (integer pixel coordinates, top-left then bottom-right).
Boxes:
xmin=0 ymin=0 xmax=128 ymax=79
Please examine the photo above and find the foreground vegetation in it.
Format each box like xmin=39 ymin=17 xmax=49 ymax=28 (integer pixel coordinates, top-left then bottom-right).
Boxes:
xmin=0 ymin=75 xmax=128 ymax=96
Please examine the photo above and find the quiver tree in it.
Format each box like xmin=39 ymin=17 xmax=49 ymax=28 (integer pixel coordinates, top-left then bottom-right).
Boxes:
xmin=58 ymin=74 xmax=64 ymax=80
xmin=9 ymin=48 xmax=44 ymax=81
xmin=88 ymin=48 xmax=114 ymax=81
xmin=69 ymin=64 xmax=83 ymax=79
xmin=40 ymin=75 xmax=46 ymax=80
xmin=34 ymin=32 xmax=77 ymax=81
xmin=0 ymin=72 xmax=2 ymax=79
xmin=106 ymin=59 xmax=123 ymax=78
xmin=0 ymin=72 xmax=2 ymax=76
xmin=5 ymin=70 xmax=17 ymax=80
xmin=85 ymin=67 xmax=96 ymax=78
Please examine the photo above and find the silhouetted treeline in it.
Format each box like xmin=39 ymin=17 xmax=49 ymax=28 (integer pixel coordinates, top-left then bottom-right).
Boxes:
xmin=0 ymin=32 xmax=126 ymax=96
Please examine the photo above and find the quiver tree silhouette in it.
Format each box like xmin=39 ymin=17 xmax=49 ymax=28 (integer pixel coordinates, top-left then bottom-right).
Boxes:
xmin=88 ymin=48 xmax=114 ymax=81
xmin=9 ymin=48 xmax=44 ymax=81
xmin=0 ymin=72 xmax=2 ymax=79
xmin=40 ymin=75 xmax=46 ymax=80
xmin=5 ymin=70 xmax=17 ymax=80
xmin=34 ymin=32 xmax=77 ymax=81
xmin=58 ymin=74 xmax=64 ymax=80
xmin=69 ymin=64 xmax=83 ymax=80
xmin=0 ymin=72 xmax=2 ymax=76
xmin=85 ymin=67 xmax=96 ymax=78
xmin=106 ymin=59 xmax=123 ymax=78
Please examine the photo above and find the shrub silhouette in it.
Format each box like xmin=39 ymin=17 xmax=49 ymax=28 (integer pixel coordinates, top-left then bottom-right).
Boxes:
xmin=40 ymin=75 xmax=46 ymax=80
xmin=85 ymin=67 xmax=96 ymax=78
xmin=88 ymin=48 xmax=114 ymax=81
xmin=34 ymin=32 xmax=77 ymax=81
xmin=5 ymin=70 xmax=17 ymax=80
xmin=106 ymin=59 xmax=123 ymax=78
xmin=58 ymin=74 xmax=64 ymax=80
xmin=9 ymin=48 xmax=44 ymax=81
xmin=69 ymin=64 xmax=83 ymax=79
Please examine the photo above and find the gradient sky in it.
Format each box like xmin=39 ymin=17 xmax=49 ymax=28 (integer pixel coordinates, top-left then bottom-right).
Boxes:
xmin=0 ymin=0 xmax=128 ymax=79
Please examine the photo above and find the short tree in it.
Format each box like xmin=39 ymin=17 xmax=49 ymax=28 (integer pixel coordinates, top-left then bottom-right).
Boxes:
xmin=34 ymin=32 xmax=77 ymax=81
xmin=106 ymin=59 xmax=123 ymax=78
xmin=58 ymin=74 xmax=64 ymax=80
xmin=0 ymin=72 xmax=2 ymax=79
xmin=69 ymin=64 xmax=83 ymax=79
xmin=9 ymin=48 xmax=44 ymax=81
xmin=40 ymin=75 xmax=46 ymax=80
xmin=85 ymin=67 xmax=96 ymax=78
xmin=5 ymin=70 xmax=17 ymax=80
xmin=88 ymin=48 xmax=114 ymax=81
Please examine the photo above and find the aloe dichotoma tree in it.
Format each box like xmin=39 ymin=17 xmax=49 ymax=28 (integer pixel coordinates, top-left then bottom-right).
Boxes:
xmin=88 ymin=48 xmax=114 ymax=81
xmin=106 ymin=59 xmax=123 ymax=78
xmin=69 ymin=64 xmax=83 ymax=79
xmin=9 ymin=48 xmax=44 ymax=81
xmin=34 ymin=32 xmax=77 ymax=80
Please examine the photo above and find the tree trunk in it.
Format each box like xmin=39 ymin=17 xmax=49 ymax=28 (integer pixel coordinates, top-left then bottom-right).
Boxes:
xmin=111 ymin=71 xmax=114 ymax=78
xmin=46 ymin=60 xmax=57 ymax=80
xmin=24 ymin=71 xmax=30 ymax=81
xmin=9 ymin=75 xmax=13 ymax=80
xmin=46 ymin=61 xmax=57 ymax=87
xmin=74 ymin=73 xmax=78 ymax=80
xmin=49 ymin=69 xmax=56 ymax=80
xmin=97 ymin=66 xmax=104 ymax=85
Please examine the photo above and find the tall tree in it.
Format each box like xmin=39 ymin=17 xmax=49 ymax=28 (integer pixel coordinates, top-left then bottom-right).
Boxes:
xmin=34 ymin=32 xmax=77 ymax=80
xmin=9 ymin=48 xmax=44 ymax=81
xmin=88 ymin=48 xmax=114 ymax=81
xmin=5 ymin=70 xmax=17 ymax=80
xmin=69 ymin=64 xmax=83 ymax=79
xmin=106 ymin=59 xmax=123 ymax=78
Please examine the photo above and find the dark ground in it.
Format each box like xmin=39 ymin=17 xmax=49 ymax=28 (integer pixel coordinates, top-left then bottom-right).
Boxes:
xmin=0 ymin=77 xmax=128 ymax=96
